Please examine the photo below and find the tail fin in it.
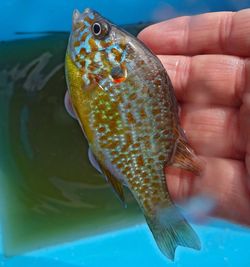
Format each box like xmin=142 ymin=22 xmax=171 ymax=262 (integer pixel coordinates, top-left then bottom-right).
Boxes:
xmin=145 ymin=206 xmax=201 ymax=260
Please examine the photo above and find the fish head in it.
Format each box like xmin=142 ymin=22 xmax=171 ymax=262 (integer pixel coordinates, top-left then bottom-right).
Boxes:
xmin=67 ymin=8 xmax=129 ymax=86
xmin=65 ymin=8 xmax=132 ymax=146
xmin=71 ymin=8 xmax=112 ymax=45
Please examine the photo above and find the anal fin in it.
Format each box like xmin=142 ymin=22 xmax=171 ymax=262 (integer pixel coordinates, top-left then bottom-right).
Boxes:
xmin=100 ymin=165 xmax=126 ymax=205
xmin=87 ymin=148 xmax=126 ymax=205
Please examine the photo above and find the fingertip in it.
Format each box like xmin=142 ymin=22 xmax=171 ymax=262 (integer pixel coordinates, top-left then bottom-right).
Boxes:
xmin=138 ymin=16 xmax=190 ymax=54
xmin=165 ymin=167 xmax=194 ymax=202
xmin=137 ymin=24 xmax=159 ymax=46
xmin=137 ymin=20 xmax=177 ymax=53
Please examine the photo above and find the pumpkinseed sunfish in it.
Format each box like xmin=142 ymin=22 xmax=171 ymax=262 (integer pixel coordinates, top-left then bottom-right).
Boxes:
xmin=65 ymin=8 xmax=202 ymax=260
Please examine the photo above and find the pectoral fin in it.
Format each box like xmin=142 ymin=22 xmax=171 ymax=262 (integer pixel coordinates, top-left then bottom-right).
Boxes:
xmin=88 ymin=148 xmax=102 ymax=174
xmin=64 ymin=90 xmax=77 ymax=119
xmin=100 ymin=165 xmax=125 ymax=205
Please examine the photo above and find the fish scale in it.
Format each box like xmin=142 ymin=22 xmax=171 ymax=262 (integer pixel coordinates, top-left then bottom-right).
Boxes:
xmin=102 ymin=78 xmax=170 ymax=211
xmin=91 ymin=78 xmax=167 ymax=211
xmin=65 ymin=8 xmax=202 ymax=260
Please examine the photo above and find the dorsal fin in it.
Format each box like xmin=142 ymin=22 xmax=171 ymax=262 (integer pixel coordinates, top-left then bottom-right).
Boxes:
xmin=169 ymin=137 xmax=203 ymax=175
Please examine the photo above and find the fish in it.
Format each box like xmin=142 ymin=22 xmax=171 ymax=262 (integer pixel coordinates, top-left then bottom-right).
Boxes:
xmin=65 ymin=8 xmax=202 ymax=260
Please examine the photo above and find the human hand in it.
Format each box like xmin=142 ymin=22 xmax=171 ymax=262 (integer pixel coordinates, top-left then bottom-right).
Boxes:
xmin=139 ymin=9 xmax=250 ymax=226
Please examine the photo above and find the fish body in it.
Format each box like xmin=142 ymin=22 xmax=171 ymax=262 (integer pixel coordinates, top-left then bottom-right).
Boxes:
xmin=65 ymin=8 xmax=201 ymax=260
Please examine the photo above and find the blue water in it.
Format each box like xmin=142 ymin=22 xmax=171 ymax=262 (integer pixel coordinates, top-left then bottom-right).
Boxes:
xmin=1 ymin=0 xmax=250 ymax=40
xmin=0 ymin=222 xmax=249 ymax=267
xmin=1 ymin=0 xmax=250 ymax=266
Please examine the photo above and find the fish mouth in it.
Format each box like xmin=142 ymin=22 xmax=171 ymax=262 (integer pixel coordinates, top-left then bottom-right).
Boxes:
xmin=72 ymin=9 xmax=81 ymax=25
xmin=83 ymin=8 xmax=94 ymax=14
xmin=72 ymin=8 xmax=98 ymax=26
xmin=73 ymin=8 xmax=96 ymax=18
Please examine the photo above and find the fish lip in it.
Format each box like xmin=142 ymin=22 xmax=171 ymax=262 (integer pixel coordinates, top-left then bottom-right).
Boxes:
xmin=72 ymin=8 xmax=95 ymax=27
xmin=83 ymin=7 xmax=94 ymax=14
xmin=73 ymin=9 xmax=81 ymax=22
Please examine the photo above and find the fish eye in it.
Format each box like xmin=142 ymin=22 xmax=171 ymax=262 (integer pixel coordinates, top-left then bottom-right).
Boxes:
xmin=91 ymin=21 xmax=110 ymax=39
xmin=92 ymin=22 xmax=102 ymax=36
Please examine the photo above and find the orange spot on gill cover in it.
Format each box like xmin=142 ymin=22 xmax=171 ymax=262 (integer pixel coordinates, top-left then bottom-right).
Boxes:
xmin=111 ymin=63 xmax=127 ymax=83
xmin=113 ymin=77 xmax=126 ymax=84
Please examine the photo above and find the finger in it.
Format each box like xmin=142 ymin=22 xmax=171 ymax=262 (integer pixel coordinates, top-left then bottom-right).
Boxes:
xmin=166 ymin=157 xmax=250 ymax=226
xmin=240 ymin=68 xmax=250 ymax=178
xmin=158 ymin=54 xmax=247 ymax=107
xmin=180 ymin=104 xmax=244 ymax=160
xmin=139 ymin=9 xmax=250 ymax=57
xmin=240 ymin=91 xmax=250 ymax=177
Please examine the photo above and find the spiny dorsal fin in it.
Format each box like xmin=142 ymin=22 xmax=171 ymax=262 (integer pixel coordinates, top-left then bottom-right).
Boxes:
xmin=170 ymin=137 xmax=203 ymax=175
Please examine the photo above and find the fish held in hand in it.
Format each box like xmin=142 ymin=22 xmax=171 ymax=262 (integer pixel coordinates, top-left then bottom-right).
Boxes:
xmin=65 ymin=8 xmax=202 ymax=260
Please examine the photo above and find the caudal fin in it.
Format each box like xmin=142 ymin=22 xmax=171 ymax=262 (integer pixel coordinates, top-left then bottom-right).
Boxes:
xmin=145 ymin=207 xmax=201 ymax=260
